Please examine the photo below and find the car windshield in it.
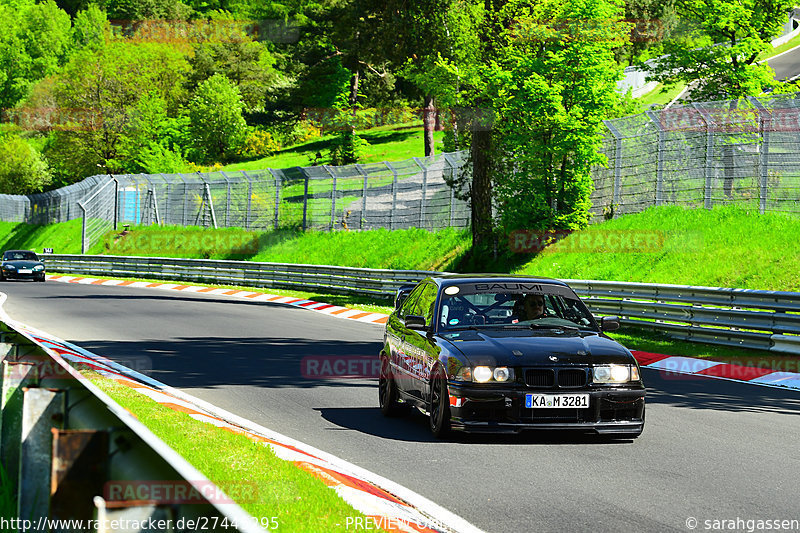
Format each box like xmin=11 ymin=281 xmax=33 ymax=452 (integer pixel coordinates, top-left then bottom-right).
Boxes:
xmin=3 ymin=251 xmax=38 ymax=261
xmin=438 ymin=282 xmax=597 ymax=331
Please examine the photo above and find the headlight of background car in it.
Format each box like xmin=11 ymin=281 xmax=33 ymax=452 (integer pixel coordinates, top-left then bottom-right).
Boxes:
xmin=459 ymin=365 xmax=514 ymax=383
xmin=4 ymin=264 xmax=15 ymax=270
xmin=33 ymin=265 xmax=44 ymax=271
xmin=593 ymin=364 xmax=640 ymax=384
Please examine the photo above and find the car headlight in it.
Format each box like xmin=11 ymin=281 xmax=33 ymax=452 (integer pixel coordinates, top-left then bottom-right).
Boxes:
xmin=462 ymin=366 xmax=514 ymax=383
xmin=4 ymin=264 xmax=16 ymax=270
xmin=33 ymin=265 xmax=44 ymax=271
xmin=593 ymin=364 xmax=639 ymax=384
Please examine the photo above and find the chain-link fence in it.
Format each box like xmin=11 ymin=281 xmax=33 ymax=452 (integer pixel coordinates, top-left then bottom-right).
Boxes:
xmin=0 ymin=152 xmax=472 ymax=252
xmin=592 ymin=93 xmax=800 ymax=220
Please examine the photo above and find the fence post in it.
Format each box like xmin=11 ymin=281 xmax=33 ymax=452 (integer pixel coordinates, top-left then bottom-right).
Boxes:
xmin=693 ymin=104 xmax=715 ymax=210
xmin=302 ymin=169 xmax=309 ymax=232
xmin=323 ymin=165 xmax=337 ymax=230
xmin=79 ymin=202 xmax=87 ymax=254
xmin=749 ymin=97 xmax=770 ymax=215
xmin=242 ymin=171 xmax=253 ymax=230
xmin=269 ymin=169 xmax=281 ymax=230
xmin=645 ymin=110 xmax=665 ymax=206
xmin=356 ymin=164 xmax=368 ymax=230
xmin=413 ymin=157 xmax=428 ymax=229
xmin=386 ymin=162 xmax=399 ymax=230
xmin=603 ymin=120 xmax=623 ymax=216
xmin=112 ymin=176 xmax=118 ymax=230
xmin=221 ymin=172 xmax=232 ymax=227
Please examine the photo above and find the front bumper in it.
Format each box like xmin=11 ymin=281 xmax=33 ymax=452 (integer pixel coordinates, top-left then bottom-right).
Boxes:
xmin=447 ymin=382 xmax=645 ymax=435
xmin=2 ymin=269 xmax=45 ymax=280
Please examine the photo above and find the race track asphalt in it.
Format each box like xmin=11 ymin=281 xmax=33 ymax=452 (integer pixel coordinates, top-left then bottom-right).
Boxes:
xmin=2 ymin=280 xmax=799 ymax=533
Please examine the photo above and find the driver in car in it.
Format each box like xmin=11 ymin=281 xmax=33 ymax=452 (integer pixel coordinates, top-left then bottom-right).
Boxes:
xmin=513 ymin=294 xmax=546 ymax=321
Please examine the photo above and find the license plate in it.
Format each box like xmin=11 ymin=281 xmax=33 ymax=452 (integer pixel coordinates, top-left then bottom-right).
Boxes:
xmin=18 ymin=269 xmax=32 ymax=274
xmin=526 ymin=394 xmax=589 ymax=409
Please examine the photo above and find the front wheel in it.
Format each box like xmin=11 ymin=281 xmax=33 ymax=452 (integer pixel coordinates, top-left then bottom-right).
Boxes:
xmin=379 ymin=355 xmax=403 ymax=416
xmin=429 ymin=368 xmax=451 ymax=438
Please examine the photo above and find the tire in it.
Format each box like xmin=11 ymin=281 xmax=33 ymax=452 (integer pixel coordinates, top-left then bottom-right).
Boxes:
xmin=379 ymin=355 xmax=403 ymax=417
xmin=429 ymin=368 xmax=451 ymax=438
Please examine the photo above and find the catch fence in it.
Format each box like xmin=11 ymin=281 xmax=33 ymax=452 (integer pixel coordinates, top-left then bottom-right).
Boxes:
xmin=592 ymin=93 xmax=800 ymax=220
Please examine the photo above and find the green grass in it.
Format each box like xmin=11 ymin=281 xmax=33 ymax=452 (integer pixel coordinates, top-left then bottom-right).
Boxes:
xmin=637 ymin=82 xmax=686 ymax=107
xmin=760 ymin=32 xmax=800 ymax=61
xmin=225 ymin=123 xmax=446 ymax=172
xmin=0 ymin=220 xmax=83 ymax=255
xmin=91 ymin=375 xmax=382 ymax=532
xmin=0 ymin=462 xmax=14 ymax=525
xmin=95 ymin=225 xmax=470 ymax=271
xmin=514 ymin=205 xmax=800 ymax=291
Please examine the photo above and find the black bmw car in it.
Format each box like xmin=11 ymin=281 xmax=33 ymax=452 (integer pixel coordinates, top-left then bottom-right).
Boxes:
xmin=1 ymin=250 xmax=46 ymax=282
xmin=379 ymin=275 xmax=645 ymax=438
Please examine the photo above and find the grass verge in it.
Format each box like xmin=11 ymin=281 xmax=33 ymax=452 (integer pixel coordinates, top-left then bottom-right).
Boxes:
xmin=224 ymin=124 xmax=445 ymax=172
xmin=90 ymin=375 xmax=381 ymax=532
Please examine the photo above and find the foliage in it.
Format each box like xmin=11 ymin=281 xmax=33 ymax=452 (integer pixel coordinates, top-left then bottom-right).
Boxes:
xmin=187 ymin=73 xmax=248 ymax=162
xmin=489 ymin=0 xmax=632 ymax=232
xmin=72 ymin=4 xmax=110 ymax=52
xmin=0 ymin=133 xmax=52 ymax=194
xmin=41 ymin=41 xmax=190 ymax=183
xmin=646 ymin=0 xmax=793 ymax=99
xmin=188 ymin=36 xmax=279 ymax=113
xmin=325 ymin=81 xmax=369 ymax=165
xmin=237 ymin=128 xmax=281 ymax=159
xmin=0 ymin=0 xmax=73 ymax=109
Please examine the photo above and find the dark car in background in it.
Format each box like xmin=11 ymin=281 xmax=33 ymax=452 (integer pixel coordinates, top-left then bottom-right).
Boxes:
xmin=1 ymin=250 xmax=46 ymax=282
xmin=378 ymin=275 xmax=645 ymax=438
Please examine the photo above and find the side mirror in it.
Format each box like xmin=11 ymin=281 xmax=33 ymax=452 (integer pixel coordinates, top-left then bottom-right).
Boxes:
xmin=600 ymin=316 xmax=620 ymax=332
xmin=405 ymin=315 xmax=427 ymax=330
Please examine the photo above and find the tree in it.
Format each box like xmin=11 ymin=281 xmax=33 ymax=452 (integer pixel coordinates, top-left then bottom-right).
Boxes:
xmin=0 ymin=0 xmax=73 ymax=109
xmin=647 ymin=0 xmax=793 ymax=100
xmin=41 ymin=41 xmax=190 ymax=182
xmin=188 ymin=37 xmax=279 ymax=113
xmin=0 ymin=134 xmax=52 ymax=194
xmin=187 ymin=73 xmax=247 ymax=162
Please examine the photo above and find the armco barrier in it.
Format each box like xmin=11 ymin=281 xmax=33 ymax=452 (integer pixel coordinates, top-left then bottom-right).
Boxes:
xmin=41 ymin=254 xmax=800 ymax=354
xmin=0 ymin=315 xmax=264 ymax=533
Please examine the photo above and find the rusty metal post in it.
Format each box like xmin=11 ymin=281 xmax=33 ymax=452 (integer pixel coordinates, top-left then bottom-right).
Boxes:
xmin=51 ymin=429 xmax=110 ymax=522
xmin=19 ymin=388 xmax=65 ymax=520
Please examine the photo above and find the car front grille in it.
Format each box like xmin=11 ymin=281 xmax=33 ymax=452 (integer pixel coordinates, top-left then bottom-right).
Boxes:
xmin=558 ymin=368 xmax=587 ymax=388
xmin=525 ymin=367 xmax=587 ymax=389
xmin=525 ymin=369 xmax=555 ymax=387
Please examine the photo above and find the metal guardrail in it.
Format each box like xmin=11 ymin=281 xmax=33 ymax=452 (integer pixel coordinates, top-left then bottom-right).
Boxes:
xmin=41 ymin=254 xmax=800 ymax=355
xmin=42 ymin=254 xmax=436 ymax=298
xmin=0 ymin=316 xmax=264 ymax=532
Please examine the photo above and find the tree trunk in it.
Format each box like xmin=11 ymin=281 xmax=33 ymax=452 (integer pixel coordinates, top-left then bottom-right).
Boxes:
xmin=470 ymin=127 xmax=493 ymax=248
xmin=349 ymin=70 xmax=360 ymax=107
xmin=423 ymin=95 xmax=435 ymax=157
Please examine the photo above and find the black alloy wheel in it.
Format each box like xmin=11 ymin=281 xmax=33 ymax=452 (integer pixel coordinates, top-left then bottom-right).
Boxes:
xmin=379 ymin=355 xmax=403 ymax=416
xmin=429 ymin=368 xmax=451 ymax=438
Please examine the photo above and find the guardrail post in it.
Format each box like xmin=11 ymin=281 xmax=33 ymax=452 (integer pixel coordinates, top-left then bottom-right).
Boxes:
xmin=51 ymin=429 xmax=109 ymax=522
xmin=1 ymin=360 xmax=37 ymax=491
xmin=19 ymin=388 xmax=65 ymax=521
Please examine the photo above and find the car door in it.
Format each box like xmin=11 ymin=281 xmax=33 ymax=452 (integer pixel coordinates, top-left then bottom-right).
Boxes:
xmin=401 ymin=282 xmax=439 ymax=400
xmin=387 ymin=283 xmax=425 ymax=398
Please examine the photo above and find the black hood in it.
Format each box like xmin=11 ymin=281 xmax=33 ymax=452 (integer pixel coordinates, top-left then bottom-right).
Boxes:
xmin=439 ymin=329 xmax=634 ymax=367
